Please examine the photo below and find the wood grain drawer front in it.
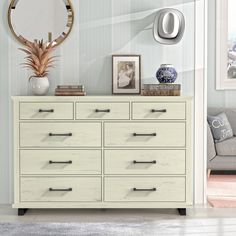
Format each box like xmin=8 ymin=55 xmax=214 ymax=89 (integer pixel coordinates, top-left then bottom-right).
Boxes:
xmin=20 ymin=123 xmax=102 ymax=148
xmin=104 ymin=150 xmax=186 ymax=175
xmin=132 ymin=102 xmax=186 ymax=120
xmin=104 ymin=177 xmax=186 ymax=202
xmin=20 ymin=102 xmax=74 ymax=120
xmin=20 ymin=177 xmax=101 ymax=202
xmin=76 ymin=102 xmax=130 ymax=120
xmin=104 ymin=123 xmax=186 ymax=147
xmin=20 ymin=150 xmax=102 ymax=175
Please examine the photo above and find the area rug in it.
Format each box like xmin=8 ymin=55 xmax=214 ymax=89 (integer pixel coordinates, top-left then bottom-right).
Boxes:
xmin=0 ymin=221 xmax=191 ymax=236
xmin=207 ymin=175 xmax=236 ymax=207
xmin=0 ymin=219 xmax=227 ymax=236
xmin=0 ymin=222 xmax=144 ymax=236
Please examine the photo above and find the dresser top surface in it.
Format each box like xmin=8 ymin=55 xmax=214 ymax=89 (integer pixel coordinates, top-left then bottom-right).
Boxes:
xmin=12 ymin=96 xmax=193 ymax=102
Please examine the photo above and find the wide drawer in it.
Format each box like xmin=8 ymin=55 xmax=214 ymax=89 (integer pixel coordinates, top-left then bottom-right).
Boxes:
xmin=76 ymin=102 xmax=130 ymax=120
xmin=20 ymin=123 xmax=102 ymax=147
xmin=20 ymin=177 xmax=101 ymax=202
xmin=104 ymin=150 xmax=186 ymax=175
xmin=20 ymin=102 xmax=74 ymax=120
xmin=20 ymin=150 xmax=102 ymax=175
xmin=132 ymin=102 xmax=186 ymax=120
xmin=104 ymin=177 xmax=186 ymax=202
xmin=104 ymin=122 xmax=186 ymax=147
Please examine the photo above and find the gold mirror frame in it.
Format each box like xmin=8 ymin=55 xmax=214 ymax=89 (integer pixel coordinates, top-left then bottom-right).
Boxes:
xmin=8 ymin=0 xmax=74 ymax=47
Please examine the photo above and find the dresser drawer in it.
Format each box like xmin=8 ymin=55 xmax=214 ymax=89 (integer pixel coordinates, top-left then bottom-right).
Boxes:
xmin=76 ymin=102 xmax=130 ymax=120
xmin=104 ymin=150 xmax=186 ymax=175
xmin=20 ymin=177 xmax=101 ymax=202
xmin=20 ymin=150 xmax=102 ymax=175
xmin=104 ymin=177 xmax=186 ymax=202
xmin=132 ymin=102 xmax=186 ymax=120
xmin=20 ymin=123 xmax=102 ymax=147
xmin=20 ymin=102 xmax=74 ymax=120
xmin=104 ymin=122 xmax=186 ymax=147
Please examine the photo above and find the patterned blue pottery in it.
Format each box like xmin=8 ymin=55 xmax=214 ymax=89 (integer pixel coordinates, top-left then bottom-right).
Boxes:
xmin=156 ymin=64 xmax=178 ymax=83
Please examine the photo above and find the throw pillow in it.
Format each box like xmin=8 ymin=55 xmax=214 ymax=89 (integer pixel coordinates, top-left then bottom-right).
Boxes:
xmin=207 ymin=112 xmax=233 ymax=143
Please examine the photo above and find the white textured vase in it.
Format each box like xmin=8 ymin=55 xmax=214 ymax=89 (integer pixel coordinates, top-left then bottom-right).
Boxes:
xmin=29 ymin=76 xmax=49 ymax=96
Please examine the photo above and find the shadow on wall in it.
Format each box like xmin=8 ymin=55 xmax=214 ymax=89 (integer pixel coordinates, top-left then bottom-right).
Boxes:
xmin=79 ymin=0 xmax=196 ymax=53
xmin=80 ymin=0 xmax=195 ymax=21
xmin=79 ymin=0 xmax=196 ymax=95
xmin=79 ymin=10 xmax=157 ymax=94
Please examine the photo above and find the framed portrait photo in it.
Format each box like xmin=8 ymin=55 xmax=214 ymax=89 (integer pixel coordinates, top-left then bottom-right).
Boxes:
xmin=112 ymin=55 xmax=141 ymax=94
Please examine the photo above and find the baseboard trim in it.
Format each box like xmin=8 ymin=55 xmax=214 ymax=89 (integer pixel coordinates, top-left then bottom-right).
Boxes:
xmin=211 ymin=170 xmax=236 ymax=175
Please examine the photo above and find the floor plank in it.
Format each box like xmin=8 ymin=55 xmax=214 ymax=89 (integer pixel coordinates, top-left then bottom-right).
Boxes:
xmin=0 ymin=205 xmax=236 ymax=236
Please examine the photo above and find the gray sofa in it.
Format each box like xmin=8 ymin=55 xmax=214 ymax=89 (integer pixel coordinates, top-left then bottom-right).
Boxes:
xmin=208 ymin=108 xmax=236 ymax=171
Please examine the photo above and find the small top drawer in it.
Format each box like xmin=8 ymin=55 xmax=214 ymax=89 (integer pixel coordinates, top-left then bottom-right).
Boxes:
xmin=76 ymin=102 xmax=130 ymax=120
xmin=132 ymin=102 xmax=186 ymax=120
xmin=20 ymin=102 xmax=74 ymax=120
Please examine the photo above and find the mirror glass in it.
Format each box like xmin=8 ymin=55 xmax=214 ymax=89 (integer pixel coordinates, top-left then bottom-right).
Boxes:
xmin=8 ymin=0 xmax=74 ymax=46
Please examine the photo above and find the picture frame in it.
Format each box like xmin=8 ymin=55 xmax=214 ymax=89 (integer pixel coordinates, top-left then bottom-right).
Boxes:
xmin=112 ymin=55 xmax=141 ymax=94
xmin=216 ymin=0 xmax=236 ymax=90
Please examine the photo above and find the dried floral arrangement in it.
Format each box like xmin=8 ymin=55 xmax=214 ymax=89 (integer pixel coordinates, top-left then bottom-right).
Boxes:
xmin=19 ymin=40 xmax=57 ymax=78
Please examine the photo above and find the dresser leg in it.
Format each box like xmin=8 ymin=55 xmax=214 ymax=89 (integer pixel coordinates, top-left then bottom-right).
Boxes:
xmin=18 ymin=208 xmax=28 ymax=216
xmin=178 ymin=208 xmax=186 ymax=216
xmin=101 ymin=209 xmax=108 ymax=212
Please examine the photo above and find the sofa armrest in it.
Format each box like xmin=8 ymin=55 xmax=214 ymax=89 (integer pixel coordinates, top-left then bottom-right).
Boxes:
xmin=207 ymin=122 xmax=216 ymax=162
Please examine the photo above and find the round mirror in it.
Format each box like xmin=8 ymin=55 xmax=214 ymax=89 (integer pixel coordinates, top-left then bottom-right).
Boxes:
xmin=8 ymin=0 xmax=74 ymax=46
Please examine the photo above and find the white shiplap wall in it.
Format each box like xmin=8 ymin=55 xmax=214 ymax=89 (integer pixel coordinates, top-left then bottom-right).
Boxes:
xmin=0 ymin=0 xmax=196 ymax=204
xmin=0 ymin=0 xmax=80 ymax=204
xmin=79 ymin=0 xmax=196 ymax=95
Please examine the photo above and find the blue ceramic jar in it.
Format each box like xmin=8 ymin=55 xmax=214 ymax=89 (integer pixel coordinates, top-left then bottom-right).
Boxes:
xmin=156 ymin=64 xmax=178 ymax=83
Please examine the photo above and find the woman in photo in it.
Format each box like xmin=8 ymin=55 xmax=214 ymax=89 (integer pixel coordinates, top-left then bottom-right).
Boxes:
xmin=118 ymin=63 xmax=135 ymax=88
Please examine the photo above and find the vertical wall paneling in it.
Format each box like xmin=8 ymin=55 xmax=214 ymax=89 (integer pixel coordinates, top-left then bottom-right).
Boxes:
xmin=0 ymin=0 xmax=10 ymax=204
xmin=0 ymin=0 xmax=201 ymax=204
xmin=79 ymin=0 xmax=196 ymax=96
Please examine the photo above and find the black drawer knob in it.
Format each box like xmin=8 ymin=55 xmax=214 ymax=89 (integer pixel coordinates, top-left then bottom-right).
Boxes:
xmin=95 ymin=109 xmax=110 ymax=113
xmin=133 ymin=133 xmax=156 ymax=137
xmin=49 ymin=188 xmax=72 ymax=192
xmin=133 ymin=188 xmax=157 ymax=192
xmin=133 ymin=160 xmax=156 ymax=164
xmin=49 ymin=161 xmax=72 ymax=164
xmin=151 ymin=109 xmax=167 ymax=113
xmin=49 ymin=133 xmax=72 ymax=137
xmin=39 ymin=109 xmax=54 ymax=113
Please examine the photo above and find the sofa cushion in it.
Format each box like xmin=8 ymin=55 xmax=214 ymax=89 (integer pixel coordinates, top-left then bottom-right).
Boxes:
xmin=207 ymin=123 xmax=216 ymax=161
xmin=215 ymin=137 xmax=236 ymax=156
xmin=207 ymin=112 xmax=233 ymax=143
xmin=208 ymin=155 xmax=236 ymax=170
xmin=208 ymin=108 xmax=236 ymax=136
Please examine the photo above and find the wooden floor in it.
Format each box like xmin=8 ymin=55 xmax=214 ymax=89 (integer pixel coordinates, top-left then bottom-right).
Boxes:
xmin=1 ymin=205 xmax=236 ymax=235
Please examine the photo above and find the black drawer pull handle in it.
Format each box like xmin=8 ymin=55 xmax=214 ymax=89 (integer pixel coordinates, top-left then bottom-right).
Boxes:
xmin=39 ymin=109 xmax=54 ymax=113
xmin=133 ymin=133 xmax=156 ymax=137
xmin=133 ymin=160 xmax=156 ymax=164
xmin=151 ymin=109 xmax=167 ymax=113
xmin=95 ymin=109 xmax=110 ymax=113
xmin=49 ymin=133 xmax=72 ymax=137
xmin=49 ymin=161 xmax=72 ymax=164
xmin=49 ymin=188 xmax=72 ymax=192
xmin=133 ymin=188 xmax=157 ymax=192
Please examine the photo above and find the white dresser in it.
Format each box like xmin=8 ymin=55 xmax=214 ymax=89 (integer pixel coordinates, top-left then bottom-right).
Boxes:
xmin=12 ymin=96 xmax=193 ymax=215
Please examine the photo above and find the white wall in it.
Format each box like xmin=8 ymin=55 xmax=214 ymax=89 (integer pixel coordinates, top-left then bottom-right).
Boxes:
xmin=0 ymin=0 xmax=196 ymax=204
xmin=79 ymin=0 xmax=196 ymax=95
xmin=0 ymin=0 xmax=80 ymax=204
xmin=208 ymin=0 xmax=236 ymax=107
